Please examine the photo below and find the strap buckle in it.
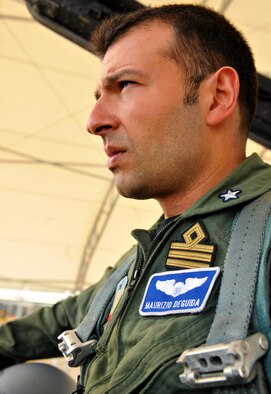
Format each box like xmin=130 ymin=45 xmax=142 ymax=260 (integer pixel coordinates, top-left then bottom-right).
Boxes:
xmin=58 ymin=330 xmax=97 ymax=367
xmin=177 ymin=333 xmax=269 ymax=387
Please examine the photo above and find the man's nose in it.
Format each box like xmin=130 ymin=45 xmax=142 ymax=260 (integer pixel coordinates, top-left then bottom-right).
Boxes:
xmin=87 ymin=99 xmax=118 ymax=135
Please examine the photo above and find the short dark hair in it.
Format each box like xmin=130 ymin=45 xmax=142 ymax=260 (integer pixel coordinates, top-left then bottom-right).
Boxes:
xmin=90 ymin=4 xmax=257 ymax=130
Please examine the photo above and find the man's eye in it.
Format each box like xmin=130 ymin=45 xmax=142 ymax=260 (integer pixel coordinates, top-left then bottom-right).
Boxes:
xmin=119 ymin=81 xmax=134 ymax=90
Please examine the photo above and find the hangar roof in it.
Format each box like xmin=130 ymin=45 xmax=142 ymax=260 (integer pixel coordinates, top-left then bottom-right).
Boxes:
xmin=1 ymin=0 xmax=271 ymax=301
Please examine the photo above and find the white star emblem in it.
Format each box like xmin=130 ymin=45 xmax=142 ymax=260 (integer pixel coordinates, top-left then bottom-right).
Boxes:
xmin=219 ymin=189 xmax=241 ymax=202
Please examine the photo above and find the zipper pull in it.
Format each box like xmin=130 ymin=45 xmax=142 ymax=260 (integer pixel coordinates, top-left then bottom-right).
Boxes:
xmin=128 ymin=269 xmax=140 ymax=291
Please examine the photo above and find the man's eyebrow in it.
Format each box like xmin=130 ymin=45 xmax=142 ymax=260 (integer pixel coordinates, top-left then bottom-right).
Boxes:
xmin=94 ymin=69 xmax=144 ymax=100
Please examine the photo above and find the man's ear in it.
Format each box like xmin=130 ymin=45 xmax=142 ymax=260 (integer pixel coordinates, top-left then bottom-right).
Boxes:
xmin=204 ymin=67 xmax=240 ymax=126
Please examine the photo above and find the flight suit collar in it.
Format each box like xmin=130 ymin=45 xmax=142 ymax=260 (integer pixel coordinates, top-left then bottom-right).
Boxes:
xmin=183 ymin=153 xmax=271 ymax=219
xmin=132 ymin=154 xmax=271 ymax=251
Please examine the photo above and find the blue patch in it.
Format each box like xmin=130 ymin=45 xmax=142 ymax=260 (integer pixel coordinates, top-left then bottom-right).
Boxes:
xmin=139 ymin=268 xmax=220 ymax=316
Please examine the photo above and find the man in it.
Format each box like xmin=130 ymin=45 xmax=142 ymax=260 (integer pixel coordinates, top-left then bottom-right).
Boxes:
xmin=0 ymin=4 xmax=270 ymax=393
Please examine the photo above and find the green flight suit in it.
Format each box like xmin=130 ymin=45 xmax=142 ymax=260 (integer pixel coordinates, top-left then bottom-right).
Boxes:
xmin=0 ymin=153 xmax=270 ymax=393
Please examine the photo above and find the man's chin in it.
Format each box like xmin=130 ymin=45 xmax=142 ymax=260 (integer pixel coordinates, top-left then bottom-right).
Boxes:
xmin=115 ymin=180 xmax=150 ymax=200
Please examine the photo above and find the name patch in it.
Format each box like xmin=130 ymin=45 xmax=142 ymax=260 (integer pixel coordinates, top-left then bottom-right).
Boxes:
xmin=139 ymin=267 xmax=219 ymax=316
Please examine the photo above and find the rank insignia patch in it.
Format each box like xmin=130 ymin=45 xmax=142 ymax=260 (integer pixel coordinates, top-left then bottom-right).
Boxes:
xmin=139 ymin=267 xmax=220 ymax=316
xmin=166 ymin=222 xmax=216 ymax=270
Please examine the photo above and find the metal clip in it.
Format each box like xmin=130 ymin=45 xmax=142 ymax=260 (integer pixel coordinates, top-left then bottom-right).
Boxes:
xmin=177 ymin=333 xmax=269 ymax=387
xmin=58 ymin=330 xmax=97 ymax=367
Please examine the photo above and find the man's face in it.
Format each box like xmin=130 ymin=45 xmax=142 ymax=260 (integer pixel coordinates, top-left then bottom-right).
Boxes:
xmin=87 ymin=22 xmax=208 ymax=203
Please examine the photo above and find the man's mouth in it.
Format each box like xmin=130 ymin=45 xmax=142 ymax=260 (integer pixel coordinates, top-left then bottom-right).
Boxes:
xmin=105 ymin=146 xmax=127 ymax=169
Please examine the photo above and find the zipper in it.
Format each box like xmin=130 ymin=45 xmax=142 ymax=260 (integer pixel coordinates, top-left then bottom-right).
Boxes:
xmin=129 ymin=216 xmax=180 ymax=292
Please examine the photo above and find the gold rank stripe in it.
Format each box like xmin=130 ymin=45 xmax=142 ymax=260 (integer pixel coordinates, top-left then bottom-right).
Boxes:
xmin=168 ymin=249 xmax=213 ymax=263
xmin=170 ymin=242 xmax=214 ymax=253
xmin=165 ymin=223 xmax=216 ymax=269
xmin=166 ymin=258 xmax=210 ymax=269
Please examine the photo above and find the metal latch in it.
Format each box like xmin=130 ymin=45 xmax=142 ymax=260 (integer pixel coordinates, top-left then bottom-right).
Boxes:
xmin=177 ymin=333 xmax=269 ymax=387
xmin=58 ymin=329 xmax=97 ymax=367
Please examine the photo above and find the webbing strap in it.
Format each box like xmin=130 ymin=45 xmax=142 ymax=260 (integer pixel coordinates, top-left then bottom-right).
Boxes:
xmin=253 ymin=210 xmax=271 ymax=389
xmin=213 ymin=380 xmax=259 ymax=394
xmin=206 ymin=192 xmax=271 ymax=394
xmin=76 ymin=252 xmax=136 ymax=342
xmin=207 ymin=192 xmax=271 ymax=345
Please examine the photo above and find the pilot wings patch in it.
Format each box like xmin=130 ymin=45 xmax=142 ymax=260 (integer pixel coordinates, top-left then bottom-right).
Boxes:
xmin=156 ymin=276 xmax=208 ymax=298
xmin=139 ymin=268 xmax=219 ymax=316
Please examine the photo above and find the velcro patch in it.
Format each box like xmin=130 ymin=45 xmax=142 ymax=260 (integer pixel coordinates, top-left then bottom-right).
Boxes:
xmin=107 ymin=276 xmax=128 ymax=322
xmin=139 ymin=267 xmax=219 ymax=316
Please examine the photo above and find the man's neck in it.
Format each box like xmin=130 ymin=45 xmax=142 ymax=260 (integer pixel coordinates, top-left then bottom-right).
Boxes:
xmin=158 ymin=154 xmax=246 ymax=218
